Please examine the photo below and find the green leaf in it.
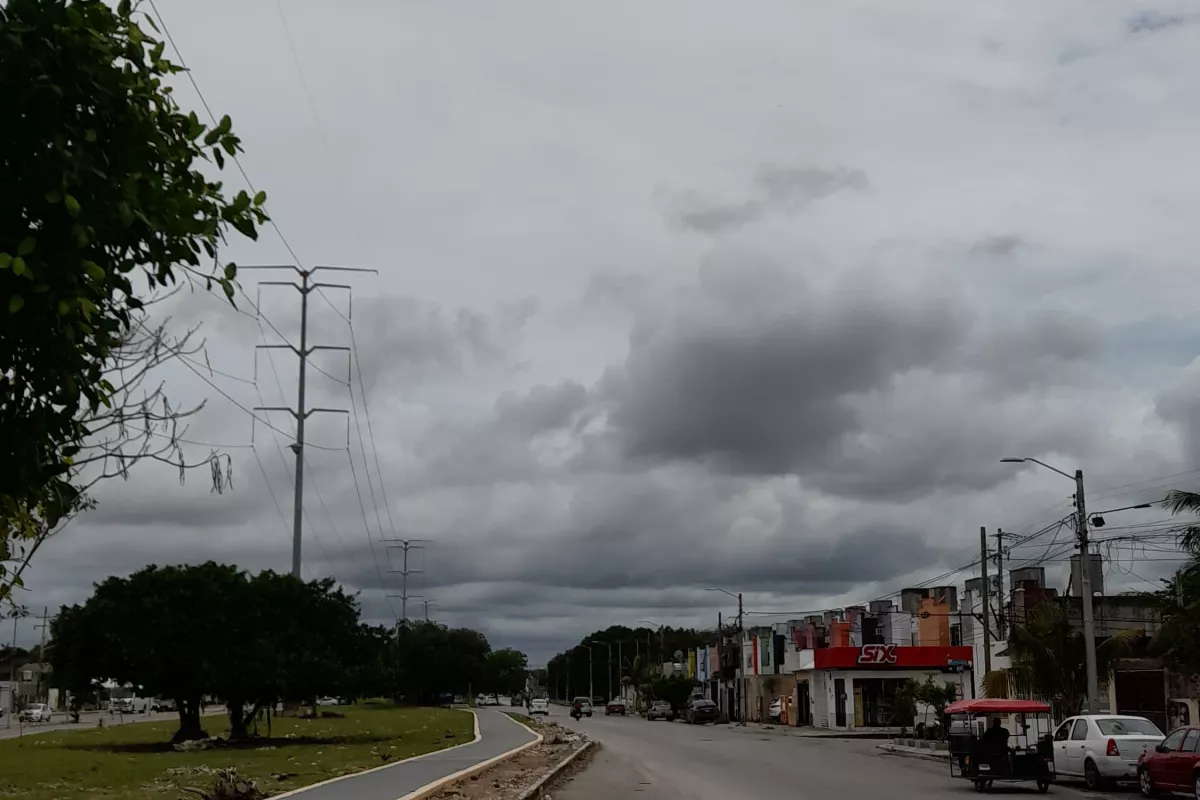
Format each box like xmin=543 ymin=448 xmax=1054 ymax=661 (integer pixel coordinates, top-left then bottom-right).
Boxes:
xmin=223 ymin=262 xmax=237 ymax=280
xmin=217 ymin=114 xmax=232 ymax=135
xmin=57 ymin=300 xmax=71 ymax=316
xmin=65 ymin=7 xmax=83 ymax=27
xmin=64 ymin=194 xmax=81 ymax=216
xmin=117 ymin=202 xmax=134 ymax=226
xmin=17 ymin=237 xmax=35 ymax=256
xmin=8 ymin=295 xmax=24 ymax=314
xmin=11 ymin=257 xmax=26 ymax=277
xmin=253 ymin=190 xmax=267 ymax=206
xmin=84 ymin=129 xmax=97 ymax=142
xmin=213 ymin=148 xmax=225 ymax=169
xmin=129 ymin=23 xmax=143 ymax=45
xmin=79 ymin=298 xmax=97 ymax=321
xmin=0 ymin=254 xmax=10 ymax=270
xmin=45 ymin=190 xmax=61 ymax=204
xmin=203 ymin=128 xmax=220 ymax=146
xmin=118 ymin=0 xmax=132 ymax=16
xmin=83 ymin=261 xmax=105 ymax=281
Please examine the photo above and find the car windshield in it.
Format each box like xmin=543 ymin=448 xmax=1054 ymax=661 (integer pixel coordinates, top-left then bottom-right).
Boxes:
xmin=693 ymin=700 xmax=715 ymax=708
xmin=653 ymin=701 xmax=669 ymax=707
xmin=1097 ymin=718 xmax=1162 ymax=736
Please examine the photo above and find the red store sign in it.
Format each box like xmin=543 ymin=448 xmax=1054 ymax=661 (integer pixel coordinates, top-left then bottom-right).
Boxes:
xmin=813 ymin=645 xmax=973 ymax=670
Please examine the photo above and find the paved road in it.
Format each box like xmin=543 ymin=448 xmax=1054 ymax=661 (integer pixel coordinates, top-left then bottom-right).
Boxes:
xmin=548 ymin=707 xmax=1139 ymax=800
xmin=293 ymin=708 xmax=536 ymax=800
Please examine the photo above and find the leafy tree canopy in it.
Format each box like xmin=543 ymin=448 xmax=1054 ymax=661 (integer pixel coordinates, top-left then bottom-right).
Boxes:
xmin=0 ymin=0 xmax=267 ymax=595
xmin=49 ymin=563 xmax=365 ymax=741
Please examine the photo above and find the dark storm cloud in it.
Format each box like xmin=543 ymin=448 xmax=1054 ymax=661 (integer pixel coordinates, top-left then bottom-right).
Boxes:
xmin=601 ymin=278 xmax=965 ymax=476
xmin=665 ymin=165 xmax=870 ymax=234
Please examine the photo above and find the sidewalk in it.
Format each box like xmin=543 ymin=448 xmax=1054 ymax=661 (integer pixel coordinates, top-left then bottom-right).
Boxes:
xmin=876 ymin=741 xmax=950 ymax=762
xmin=722 ymin=721 xmax=902 ymax=740
xmin=283 ymin=709 xmax=539 ymax=800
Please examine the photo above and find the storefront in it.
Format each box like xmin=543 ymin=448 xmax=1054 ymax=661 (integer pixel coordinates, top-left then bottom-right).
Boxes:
xmin=794 ymin=644 xmax=973 ymax=731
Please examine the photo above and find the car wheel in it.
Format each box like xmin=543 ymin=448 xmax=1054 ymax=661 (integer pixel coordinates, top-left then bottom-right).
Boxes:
xmin=1084 ymin=759 xmax=1103 ymax=790
xmin=1036 ymin=780 xmax=1049 ymax=793
xmin=1192 ymin=770 xmax=1199 ymax=800
xmin=1139 ymin=766 xmax=1156 ymax=798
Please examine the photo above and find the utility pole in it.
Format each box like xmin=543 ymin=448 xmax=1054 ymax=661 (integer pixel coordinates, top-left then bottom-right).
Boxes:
xmin=34 ymin=607 xmax=48 ymax=705
xmin=980 ymin=526 xmax=992 ymax=676
xmin=588 ymin=645 xmax=594 ymax=704
xmin=1075 ymin=469 xmax=1099 ymax=712
xmin=244 ymin=265 xmax=368 ymax=578
xmin=995 ymin=529 xmax=1007 ymax=640
xmin=383 ymin=538 xmax=428 ymax=622
xmin=422 ymin=599 xmax=434 ymax=621
xmin=738 ymin=592 xmax=746 ymax=725
xmin=5 ymin=609 xmax=23 ymax=729
xmin=717 ymin=611 xmax=723 ymax=713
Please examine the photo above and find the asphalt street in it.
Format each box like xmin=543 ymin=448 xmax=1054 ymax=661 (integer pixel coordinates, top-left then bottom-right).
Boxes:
xmin=546 ymin=706 xmax=1140 ymax=800
xmin=0 ymin=708 xmax=217 ymax=741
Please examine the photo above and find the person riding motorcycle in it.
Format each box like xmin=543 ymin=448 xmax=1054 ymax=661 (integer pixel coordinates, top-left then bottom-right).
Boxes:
xmin=570 ymin=699 xmax=583 ymax=720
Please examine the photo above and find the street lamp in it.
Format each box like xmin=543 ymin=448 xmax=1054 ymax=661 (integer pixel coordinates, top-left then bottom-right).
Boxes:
xmin=1001 ymin=456 xmax=1099 ymax=711
xmin=638 ymin=619 xmax=665 ymax=664
xmin=706 ymin=588 xmax=746 ymax=725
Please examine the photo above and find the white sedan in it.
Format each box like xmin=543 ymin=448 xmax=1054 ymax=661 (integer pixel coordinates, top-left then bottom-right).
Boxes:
xmin=1052 ymin=714 xmax=1164 ymax=789
xmin=529 ymin=698 xmax=550 ymax=716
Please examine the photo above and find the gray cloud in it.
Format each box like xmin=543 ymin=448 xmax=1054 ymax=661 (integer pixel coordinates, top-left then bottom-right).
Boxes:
xmin=664 ymin=165 xmax=870 ymax=234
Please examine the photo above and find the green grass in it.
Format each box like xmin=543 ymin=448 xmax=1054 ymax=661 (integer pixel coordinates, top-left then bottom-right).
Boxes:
xmin=0 ymin=704 xmax=474 ymax=800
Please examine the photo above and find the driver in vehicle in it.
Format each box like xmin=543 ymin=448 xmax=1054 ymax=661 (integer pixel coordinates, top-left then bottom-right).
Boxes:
xmin=983 ymin=717 xmax=1012 ymax=772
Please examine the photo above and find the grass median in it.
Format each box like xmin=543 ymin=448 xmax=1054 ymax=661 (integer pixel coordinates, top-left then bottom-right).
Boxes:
xmin=0 ymin=703 xmax=475 ymax=800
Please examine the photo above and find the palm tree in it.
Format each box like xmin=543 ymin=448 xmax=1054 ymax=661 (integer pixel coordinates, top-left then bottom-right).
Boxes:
xmin=983 ymin=601 xmax=1141 ymax=719
xmin=621 ymin=655 xmax=651 ymax=712
xmin=1164 ymin=490 xmax=1200 ymax=562
xmin=1146 ymin=491 xmax=1200 ymax=676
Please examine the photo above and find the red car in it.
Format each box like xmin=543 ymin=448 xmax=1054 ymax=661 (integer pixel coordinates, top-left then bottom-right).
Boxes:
xmin=605 ymin=698 xmax=627 ymax=716
xmin=1137 ymin=725 xmax=1200 ymax=798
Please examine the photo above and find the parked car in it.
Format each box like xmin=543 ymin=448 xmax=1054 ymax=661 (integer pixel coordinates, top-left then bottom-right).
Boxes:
xmin=19 ymin=703 xmax=51 ymax=723
xmin=572 ymin=697 xmax=593 ymax=717
xmin=1052 ymin=714 xmax=1164 ymax=789
xmin=315 ymin=696 xmax=339 ymax=707
xmin=151 ymin=698 xmax=177 ymax=713
xmin=647 ymin=700 xmax=674 ymax=721
xmin=768 ymin=698 xmax=783 ymax=723
xmin=685 ymin=698 xmax=718 ymax=725
xmin=1137 ymin=724 xmax=1200 ymax=797
xmin=530 ymin=698 xmax=550 ymax=716
xmin=606 ymin=698 xmax=627 ymax=716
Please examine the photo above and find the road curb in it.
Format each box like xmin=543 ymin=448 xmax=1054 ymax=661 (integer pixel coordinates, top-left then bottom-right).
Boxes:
xmin=273 ymin=709 xmax=482 ymax=799
xmin=397 ymin=713 xmax=544 ymax=800
xmin=876 ymin=743 xmax=950 ymax=763
xmin=516 ymin=740 xmax=595 ymax=800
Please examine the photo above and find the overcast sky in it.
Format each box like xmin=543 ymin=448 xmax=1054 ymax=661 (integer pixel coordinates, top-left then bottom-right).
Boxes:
xmin=16 ymin=1 xmax=1200 ymax=664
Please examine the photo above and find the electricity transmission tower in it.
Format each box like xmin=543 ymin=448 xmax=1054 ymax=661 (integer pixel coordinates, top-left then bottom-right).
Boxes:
xmin=384 ymin=538 xmax=428 ymax=621
xmin=241 ymin=264 xmax=374 ymax=578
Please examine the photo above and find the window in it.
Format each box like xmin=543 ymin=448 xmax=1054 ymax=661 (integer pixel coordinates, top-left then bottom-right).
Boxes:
xmin=20 ymin=670 xmax=31 ymax=682
xmin=950 ymin=626 xmax=962 ymax=646
xmin=1161 ymin=729 xmax=1186 ymax=752
xmin=1070 ymin=719 xmax=1090 ymax=740
xmin=1054 ymin=722 xmax=1072 ymax=742
xmin=1097 ymin=718 xmax=1162 ymax=736
xmin=1182 ymin=730 xmax=1199 ymax=753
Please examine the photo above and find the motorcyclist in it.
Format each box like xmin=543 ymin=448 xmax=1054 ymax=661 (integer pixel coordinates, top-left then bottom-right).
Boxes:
xmin=571 ymin=699 xmax=583 ymax=720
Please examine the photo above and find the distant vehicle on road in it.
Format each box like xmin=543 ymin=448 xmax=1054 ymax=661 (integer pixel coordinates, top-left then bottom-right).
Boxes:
xmin=685 ymin=698 xmax=718 ymax=725
xmin=572 ymin=697 xmax=593 ymax=717
xmin=768 ymin=698 xmax=782 ymax=723
xmin=1052 ymin=714 xmax=1162 ymax=789
xmin=19 ymin=704 xmax=51 ymax=723
xmin=151 ymin=698 xmax=177 ymax=713
xmin=530 ymin=698 xmax=550 ymax=716
xmin=606 ymin=698 xmax=627 ymax=716
xmin=647 ymin=700 xmax=674 ymax=721
xmin=315 ymin=696 xmax=339 ymax=707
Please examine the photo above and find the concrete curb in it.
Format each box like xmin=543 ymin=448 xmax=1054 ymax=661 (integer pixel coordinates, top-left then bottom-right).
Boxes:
xmin=273 ymin=709 xmax=482 ymax=799
xmin=397 ymin=714 xmax=544 ymax=800
xmin=876 ymin=743 xmax=951 ymax=763
xmin=516 ymin=740 xmax=595 ymax=800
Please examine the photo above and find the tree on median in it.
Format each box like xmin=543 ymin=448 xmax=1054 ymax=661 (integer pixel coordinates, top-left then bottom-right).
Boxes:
xmin=483 ymin=648 xmax=528 ymax=697
xmin=48 ymin=563 xmax=366 ymax=741
xmin=0 ymin=0 xmax=268 ymax=603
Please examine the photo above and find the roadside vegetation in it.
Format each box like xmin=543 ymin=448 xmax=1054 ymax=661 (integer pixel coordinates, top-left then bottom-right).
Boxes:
xmin=0 ymin=703 xmax=473 ymax=800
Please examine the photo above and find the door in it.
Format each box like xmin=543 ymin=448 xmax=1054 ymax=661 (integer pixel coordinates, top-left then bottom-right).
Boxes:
xmin=1053 ymin=720 xmax=1074 ymax=775
xmin=1167 ymin=729 xmax=1200 ymax=789
xmin=798 ymin=681 xmax=810 ymax=726
xmin=1066 ymin=718 xmax=1091 ymax=775
xmin=1148 ymin=728 xmax=1187 ymax=789
xmin=834 ymin=678 xmax=847 ymax=727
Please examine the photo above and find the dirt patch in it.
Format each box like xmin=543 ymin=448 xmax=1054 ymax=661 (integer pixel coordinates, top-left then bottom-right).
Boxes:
xmin=428 ymin=720 xmax=589 ymax=800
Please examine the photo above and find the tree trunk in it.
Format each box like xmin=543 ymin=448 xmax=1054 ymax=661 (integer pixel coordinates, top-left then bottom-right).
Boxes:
xmin=171 ymin=697 xmax=207 ymax=743
xmin=227 ymin=699 xmax=249 ymax=740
